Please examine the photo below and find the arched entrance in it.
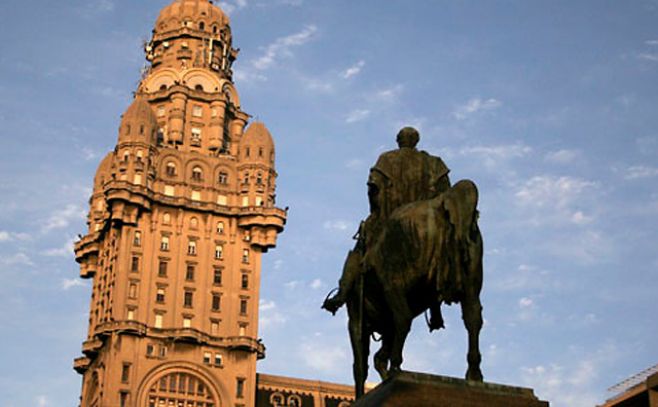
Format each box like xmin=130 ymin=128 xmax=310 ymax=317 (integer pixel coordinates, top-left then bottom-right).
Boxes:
xmin=142 ymin=369 xmax=221 ymax=407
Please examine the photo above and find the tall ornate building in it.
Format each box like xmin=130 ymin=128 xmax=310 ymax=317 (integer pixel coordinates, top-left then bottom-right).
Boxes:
xmin=71 ymin=1 xmax=294 ymax=405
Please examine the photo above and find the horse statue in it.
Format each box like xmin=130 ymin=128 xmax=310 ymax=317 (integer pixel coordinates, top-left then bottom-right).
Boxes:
xmin=340 ymin=179 xmax=484 ymax=398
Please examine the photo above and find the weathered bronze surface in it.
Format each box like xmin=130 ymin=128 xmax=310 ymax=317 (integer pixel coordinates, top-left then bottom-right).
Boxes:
xmin=323 ymin=127 xmax=484 ymax=398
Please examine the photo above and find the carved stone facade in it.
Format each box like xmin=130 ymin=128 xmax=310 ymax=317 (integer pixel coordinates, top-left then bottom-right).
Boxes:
xmin=74 ymin=1 xmax=355 ymax=406
xmin=72 ymin=1 xmax=293 ymax=406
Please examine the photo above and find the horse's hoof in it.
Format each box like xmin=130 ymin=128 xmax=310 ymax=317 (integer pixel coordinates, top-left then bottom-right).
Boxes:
xmin=465 ymin=368 xmax=483 ymax=382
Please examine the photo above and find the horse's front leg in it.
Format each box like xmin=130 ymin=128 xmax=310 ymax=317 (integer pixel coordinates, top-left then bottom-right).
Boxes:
xmin=348 ymin=307 xmax=370 ymax=398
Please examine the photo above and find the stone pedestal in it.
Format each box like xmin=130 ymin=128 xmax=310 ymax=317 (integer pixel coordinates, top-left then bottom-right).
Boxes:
xmin=353 ymin=371 xmax=549 ymax=407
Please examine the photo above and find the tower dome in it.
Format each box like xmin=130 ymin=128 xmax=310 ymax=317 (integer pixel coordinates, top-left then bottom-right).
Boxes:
xmin=154 ymin=0 xmax=230 ymax=34
xmin=242 ymin=122 xmax=275 ymax=164
xmin=93 ymin=152 xmax=114 ymax=189
xmin=118 ymin=95 xmax=158 ymax=145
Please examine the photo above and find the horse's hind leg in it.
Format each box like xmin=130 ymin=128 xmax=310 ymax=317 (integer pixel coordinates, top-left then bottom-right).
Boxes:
xmin=374 ymin=332 xmax=392 ymax=381
xmin=386 ymin=290 xmax=413 ymax=374
xmin=461 ymin=283 xmax=483 ymax=381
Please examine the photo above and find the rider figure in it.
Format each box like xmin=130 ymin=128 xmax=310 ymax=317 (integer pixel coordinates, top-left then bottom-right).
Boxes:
xmin=322 ymin=127 xmax=450 ymax=330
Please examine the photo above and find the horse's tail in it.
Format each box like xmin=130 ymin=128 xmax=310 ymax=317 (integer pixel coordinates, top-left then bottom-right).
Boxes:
xmin=436 ymin=180 xmax=480 ymax=303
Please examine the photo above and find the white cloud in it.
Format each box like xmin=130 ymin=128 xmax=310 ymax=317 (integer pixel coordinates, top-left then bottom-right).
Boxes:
xmin=323 ymin=220 xmax=351 ymax=231
xmin=259 ymin=299 xmax=277 ymax=311
xmin=61 ymin=278 xmax=87 ymax=290
xmin=0 ymin=230 xmax=31 ymax=242
xmin=545 ymin=149 xmax=579 ymax=164
xmin=277 ymin=0 xmax=303 ymax=5
xmin=345 ymin=109 xmax=370 ymax=124
xmin=284 ymin=280 xmax=301 ymax=290
xmin=36 ymin=395 xmax=49 ymax=407
xmin=42 ymin=237 xmax=76 ymax=257
xmin=232 ymin=69 xmax=267 ymax=84
xmin=519 ymin=297 xmax=534 ymax=308
xmin=300 ymin=340 xmax=348 ymax=373
xmin=252 ymin=25 xmax=317 ymax=71
xmin=646 ymin=39 xmax=658 ymax=46
xmin=1 ymin=253 xmax=34 ymax=266
xmin=77 ymin=0 xmax=114 ymax=18
xmin=342 ymin=60 xmax=366 ymax=79
xmin=460 ymin=143 xmax=531 ymax=160
xmin=218 ymin=0 xmax=248 ymax=15
xmin=345 ymin=158 xmax=364 ymax=170
xmin=259 ymin=299 xmax=287 ymax=328
xmin=521 ymin=342 xmax=621 ymax=406
xmin=309 ymin=278 xmax=323 ymax=289
xmin=81 ymin=147 xmax=98 ymax=161
xmin=637 ymin=52 xmax=658 ymax=62
xmin=570 ymin=211 xmax=593 ymax=225
xmin=303 ymin=77 xmax=334 ymax=93
xmin=42 ymin=204 xmax=86 ymax=233
xmin=624 ymin=165 xmax=658 ymax=180
xmin=372 ymin=84 xmax=404 ymax=103
xmin=452 ymin=97 xmax=502 ymax=120
xmin=514 ymin=175 xmax=600 ymax=229
xmin=515 ymin=175 xmax=597 ymax=210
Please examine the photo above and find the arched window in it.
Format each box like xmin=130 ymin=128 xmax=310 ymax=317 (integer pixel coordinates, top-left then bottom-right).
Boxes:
xmin=190 ymin=217 xmax=198 ymax=229
xmin=212 ymin=25 xmax=218 ymax=34
xmin=256 ymin=172 xmax=263 ymax=185
xmin=269 ymin=392 xmax=284 ymax=406
xmin=192 ymin=166 xmax=203 ymax=181
xmin=218 ymin=171 xmax=228 ymax=185
xmin=159 ymin=84 xmax=167 ymax=91
xmin=288 ymin=394 xmax=302 ymax=407
xmin=216 ymin=221 xmax=224 ymax=234
xmin=195 ymin=84 xmax=204 ymax=92
xmin=144 ymin=371 xmax=217 ymax=407
xmin=243 ymin=172 xmax=249 ymax=184
xmin=199 ymin=21 xmax=205 ymax=31
xmin=166 ymin=162 xmax=176 ymax=176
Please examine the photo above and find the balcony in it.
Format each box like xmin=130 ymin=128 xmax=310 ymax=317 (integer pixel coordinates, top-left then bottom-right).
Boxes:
xmin=94 ymin=320 xmax=147 ymax=337
xmin=166 ymin=327 xmax=207 ymax=344
xmin=73 ymin=356 xmax=91 ymax=374
xmin=226 ymin=336 xmax=265 ymax=358
xmin=81 ymin=339 xmax=103 ymax=356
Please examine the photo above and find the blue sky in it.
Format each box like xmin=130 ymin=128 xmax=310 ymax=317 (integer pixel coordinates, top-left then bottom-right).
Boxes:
xmin=1 ymin=0 xmax=657 ymax=406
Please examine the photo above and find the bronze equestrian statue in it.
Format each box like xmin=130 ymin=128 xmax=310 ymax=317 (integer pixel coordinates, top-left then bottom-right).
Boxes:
xmin=322 ymin=127 xmax=484 ymax=398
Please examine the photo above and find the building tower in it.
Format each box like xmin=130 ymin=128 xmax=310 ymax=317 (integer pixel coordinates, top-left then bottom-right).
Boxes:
xmin=72 ymin=1 xmax=286 ymax=406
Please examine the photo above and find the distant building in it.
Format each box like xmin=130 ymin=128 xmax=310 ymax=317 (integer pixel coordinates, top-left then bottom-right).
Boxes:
xmin=72 ymin=1 xmax=353 ymax=406
xmin=600 ymin=364 xmax=658 ymax=407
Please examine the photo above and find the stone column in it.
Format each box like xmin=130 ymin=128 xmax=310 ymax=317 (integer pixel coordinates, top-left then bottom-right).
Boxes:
xmin=208 ymin=100 xmax=227 ymax=151
xmin=230 ymin=111 xmax=249 ymax=156
xmin=168 ymin=93 xmax=187 ymax=144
